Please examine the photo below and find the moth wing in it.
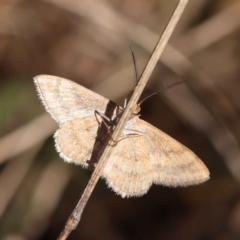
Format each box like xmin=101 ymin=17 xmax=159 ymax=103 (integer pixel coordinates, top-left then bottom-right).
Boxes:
xmin=54 ymin=116 xmax=107 ymax=167
xmin=102 ymin=118 xmax=155 ymax=197
xmin=34 ymin=75 xmax=118 ymax=167
xmin=34 ymin=75 xmax=116 ymax=125
xmin=135 ymin=118 xmax=210 ymax=186
xmin=103 ymin=134 xmax=154 ymax=198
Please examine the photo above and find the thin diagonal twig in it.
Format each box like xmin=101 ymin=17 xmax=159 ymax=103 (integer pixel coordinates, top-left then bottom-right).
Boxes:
xmin=57 ymin=1 xmax=188 ymax=239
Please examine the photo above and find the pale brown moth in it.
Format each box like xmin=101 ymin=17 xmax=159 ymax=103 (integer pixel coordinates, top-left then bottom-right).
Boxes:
xmin=34 ymin=75 xmax=210 ymax=198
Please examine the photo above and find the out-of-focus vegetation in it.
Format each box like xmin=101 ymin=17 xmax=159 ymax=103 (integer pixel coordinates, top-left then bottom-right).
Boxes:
xmin=1 ymin=0 xmax=240 ymax=239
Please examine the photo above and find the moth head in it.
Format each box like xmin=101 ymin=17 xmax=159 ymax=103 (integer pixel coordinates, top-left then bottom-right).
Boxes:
xmin=133 ymin=103 xmax=141 ymax=115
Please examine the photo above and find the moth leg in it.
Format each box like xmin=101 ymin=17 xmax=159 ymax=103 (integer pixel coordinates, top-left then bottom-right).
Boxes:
xmin=94 ymin=110 xmax=113 ymax=125
xmin=94 ymin=109 xmax=116 ymax=141
xmin=108 ymin=130 xmax=143 ymax=147
xmin=94 ymin=110 xmax=143 ymax=147
xmin=93 ymin=111 xmax=119 ymax=147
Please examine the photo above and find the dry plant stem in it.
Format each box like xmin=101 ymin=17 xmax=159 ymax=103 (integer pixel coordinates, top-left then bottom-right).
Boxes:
xmin=57 ymin=1 xmax=188 ymax=239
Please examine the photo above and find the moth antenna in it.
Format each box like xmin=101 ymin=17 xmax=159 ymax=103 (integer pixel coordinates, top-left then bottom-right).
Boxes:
xmin=138 ymin=80 xmax=190 ymax=106
xmin=124 ymin=46 xmax=139 ymax=108
xmin=129 ymin=45 xmax=138 ymax=83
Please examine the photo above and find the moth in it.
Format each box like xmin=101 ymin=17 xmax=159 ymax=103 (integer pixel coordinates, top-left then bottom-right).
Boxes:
xmin=34 ymin=75 xmax=210 ymax=198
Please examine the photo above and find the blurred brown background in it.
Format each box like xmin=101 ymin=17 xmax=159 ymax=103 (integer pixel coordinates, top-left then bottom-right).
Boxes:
xmin=1 ymin=0 xmax=240 ymax=239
